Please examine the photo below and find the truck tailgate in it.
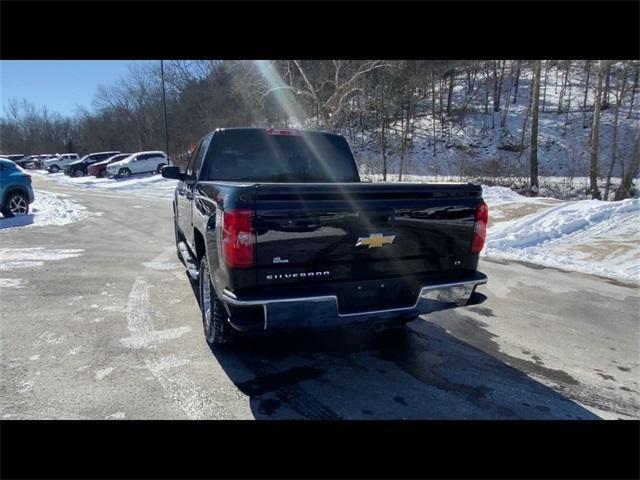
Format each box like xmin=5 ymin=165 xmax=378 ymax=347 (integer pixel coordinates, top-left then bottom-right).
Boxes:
xmin=252 ymin=183 xmax=482 ymax=287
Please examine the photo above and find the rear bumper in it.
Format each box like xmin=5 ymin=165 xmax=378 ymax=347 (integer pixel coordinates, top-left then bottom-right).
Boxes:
xmin=222 ymin=272 xmax=487 ymax=331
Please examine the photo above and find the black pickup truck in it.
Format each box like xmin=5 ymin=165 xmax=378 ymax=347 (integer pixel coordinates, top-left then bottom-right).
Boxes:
xmin=162 ymin=128 xmax=488 ymax=344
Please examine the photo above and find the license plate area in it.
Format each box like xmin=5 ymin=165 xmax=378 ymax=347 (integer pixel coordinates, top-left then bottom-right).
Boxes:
xmin=337 ymin=277 xmax=417 ymax=314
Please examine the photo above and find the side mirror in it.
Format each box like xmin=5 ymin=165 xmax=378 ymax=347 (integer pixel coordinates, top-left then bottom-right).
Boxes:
xmin=161 ymin=165 xmax=184 ymax=180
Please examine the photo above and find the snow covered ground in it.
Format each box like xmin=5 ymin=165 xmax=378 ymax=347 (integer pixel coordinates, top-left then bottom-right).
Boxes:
xmin=0 ymin=247 xmax=85 ymax=290
xmin=0 ymin=189 xmax=90 ymax=231
xmin=482 ymin=186 xmax=640 ymax=285
xmin=33 ymin=171 xmax=177 ymax=199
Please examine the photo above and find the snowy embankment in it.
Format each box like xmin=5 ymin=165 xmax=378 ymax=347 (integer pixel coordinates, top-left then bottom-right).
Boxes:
xmin=482 ymin=186 xmax=640 ymax=285
xmin=37 ymin=171 xmax=177 ymax=199
xmin=0 ymin=190 xmax=90 ymax=231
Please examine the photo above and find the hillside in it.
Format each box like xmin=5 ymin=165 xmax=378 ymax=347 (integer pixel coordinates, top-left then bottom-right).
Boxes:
xmin=351 ymin=63 xmax=639 ymax=186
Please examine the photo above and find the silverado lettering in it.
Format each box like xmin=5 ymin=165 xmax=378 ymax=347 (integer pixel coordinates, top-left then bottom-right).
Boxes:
xmin=266 ymin=271 xmax=331 ymax=280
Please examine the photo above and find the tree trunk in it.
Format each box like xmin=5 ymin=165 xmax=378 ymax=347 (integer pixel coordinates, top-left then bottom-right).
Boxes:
xmin=563 ymin=64 xmax=573 ymax=136
xmin=520 ymin=83 xmax=533 ymax=147
xmin=432 ymin=77 xmax=437 ymax=157
xmin=399 ymin=93 xmax=414 ymax=182
xmin=484 ymin=64 xmax=490 ymax=114
xmin=529 ymin=61 xmax=542 ymax=196
xmin=381 ymin=122 xmax=387 ymax=182
xmin=557 ymin=61 xmax=568 ymax=114
xmin=500 ymin=63 xmax=514 ymax=128
xmin=512 ymin=61 xmax=521 ymax=104
xmin=603 ymin=62 xmax=612 ymax=110
xmin=446 ymin=74 xmax=454 ymax=116
xmin=628 ymin=63 xmax=639 ymax=119
xmin=582 ymin=60 xmax=591 ymax=128
xmin=541 ymin=61 xmax=549 ymax=113
xmin=614 ymin=128 xmax=640 ymax=201
xmin=492 ymin=61 xmax=499 ymax=112
xmin=605 ymin=65 xmax=628 ymax=200
xmin=589 ymin=61 xmax=605 ymax=200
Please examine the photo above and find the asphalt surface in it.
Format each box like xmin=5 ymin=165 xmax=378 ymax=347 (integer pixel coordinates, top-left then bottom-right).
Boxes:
xmin=1 ymin=175 xmax=639 ymax=420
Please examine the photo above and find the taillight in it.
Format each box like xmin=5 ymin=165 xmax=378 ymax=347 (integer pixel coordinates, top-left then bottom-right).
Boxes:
xmin=222 ymin=209 xmax=254 ymax=268
xmin=471 ymin=200 xmax=489 ymax=254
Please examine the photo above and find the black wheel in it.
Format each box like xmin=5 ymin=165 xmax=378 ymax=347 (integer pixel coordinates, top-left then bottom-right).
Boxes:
xmin=73 ymin=169 xmax=84 ymax=177
xmin=199 ymin=254 xmax=235 ymax=345
xmin=118 ymin=168 xmax=131 ymax=178
xmin=155 ymin=163 xmax=167 ymax=173
xmin=49 ymin=165 xmax=60 ymax=173
xmin=2 ymin=191 xmax=29 ymax=217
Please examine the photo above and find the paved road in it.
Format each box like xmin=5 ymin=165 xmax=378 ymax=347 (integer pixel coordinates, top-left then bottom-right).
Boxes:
xmin=1 ymin=176 xmax=638 ymax=419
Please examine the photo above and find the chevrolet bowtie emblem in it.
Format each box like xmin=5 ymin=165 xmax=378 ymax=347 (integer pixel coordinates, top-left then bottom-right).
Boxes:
xmin=355 ymin=233 xmax=396 ymax=248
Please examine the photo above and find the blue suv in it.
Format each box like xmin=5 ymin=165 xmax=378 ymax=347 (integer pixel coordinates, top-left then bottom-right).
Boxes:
xmin=0 ymin=158 xmax=35 ymax=217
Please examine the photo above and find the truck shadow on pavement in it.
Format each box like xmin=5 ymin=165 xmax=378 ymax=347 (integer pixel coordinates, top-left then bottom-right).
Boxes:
xmin=205 ymin=317 xmax=600 ymax=420
xmin=186 ymin=275 xmax=599 ymax=420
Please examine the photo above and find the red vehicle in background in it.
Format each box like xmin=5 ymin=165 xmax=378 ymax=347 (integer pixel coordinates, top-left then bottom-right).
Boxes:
xmin=88 ymin=153 xmax=131 ymax=177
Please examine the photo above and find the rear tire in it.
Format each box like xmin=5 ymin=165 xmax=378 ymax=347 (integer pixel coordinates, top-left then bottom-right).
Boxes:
xmin=2 ymin=191 xmax=29 ymax=217
xmin=49 ymin=165 xmax=60 ymax=173
xmin=199 ymin=254 xmax=235 ymax=345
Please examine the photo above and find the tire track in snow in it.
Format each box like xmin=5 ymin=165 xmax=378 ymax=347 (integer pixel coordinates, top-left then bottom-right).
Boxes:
xmin=121 ymin=277 xmax=191 ymax=348
xmin=124 ymin=278 xmax=229 ymax=419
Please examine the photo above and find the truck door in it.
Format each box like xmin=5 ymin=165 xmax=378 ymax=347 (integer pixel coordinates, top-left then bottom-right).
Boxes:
xmin=177 ymin=135 xmax=211 ymax=248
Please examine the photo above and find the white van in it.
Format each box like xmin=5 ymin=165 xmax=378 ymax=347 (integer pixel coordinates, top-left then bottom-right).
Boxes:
xmin=106 ymin=151 xmax=167 ymax=178
xmin=43 ymin=153 xmax=80 ymax=173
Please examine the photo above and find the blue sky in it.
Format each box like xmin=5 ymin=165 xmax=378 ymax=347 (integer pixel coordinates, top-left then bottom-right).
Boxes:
xmin=0 ymin=61 xmax=153 ymax=117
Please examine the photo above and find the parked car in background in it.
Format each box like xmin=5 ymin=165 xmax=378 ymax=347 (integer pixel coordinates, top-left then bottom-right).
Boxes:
xmin=64 ymin=151 xmax=120 ymax=177
xmin=2 ymin=154 xmax=26 ymax=163
xmin=0 ymin=158 xmax=34 ymax=217
xmin=13 ymin=155 xmax=37 ymax=169
xmin=88 ymin=153 xmax=131 ymax=177
xmin=107 ymin=151 xmax=167 ymax=178
xmin=43 ymin=153 xmax=80 ymax=173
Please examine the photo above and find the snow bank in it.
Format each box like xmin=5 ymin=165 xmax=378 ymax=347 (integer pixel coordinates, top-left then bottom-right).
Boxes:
xmin=484 ymin=198 xmax=640 ymax=284
xmin=41 ymin=172 xmax=176 ymax=199
xmin=0 ymin=190 xmax=90 ymax=231
xmin=482 ymin=185 xmax=535 ymax=205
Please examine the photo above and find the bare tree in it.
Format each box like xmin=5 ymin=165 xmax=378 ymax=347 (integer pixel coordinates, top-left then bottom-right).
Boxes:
xmin=589 ymin=61 xmax=605 ymax=200
xmin=614 ymin=127 xmax=640 ymax=201
xmin=605 ymin=63 xmax=629 ymax=200
xmin=562 ymin=62 xmax=573 ymax=136
xmin=582 ymin=60 xmax=592 ymax=128
xmin=512 ymin=61 xmax=521 ymax=104
xmin=277 ymin=60 xmax=393 ymax=129
xmin=541 ymin=61 xmax=549 ymax=112
xmin=628 ymin=62 xmax=639 ymax=119
xmin=529 ymin=61 xmax=542 ymax=196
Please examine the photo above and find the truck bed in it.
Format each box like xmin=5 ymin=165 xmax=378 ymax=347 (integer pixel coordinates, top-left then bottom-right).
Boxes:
xmin=198 ymin=181 xmax=483 ymax=305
